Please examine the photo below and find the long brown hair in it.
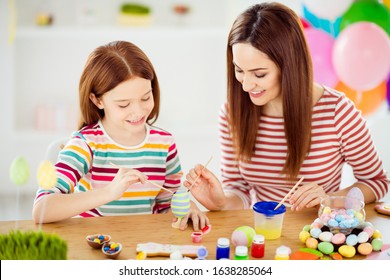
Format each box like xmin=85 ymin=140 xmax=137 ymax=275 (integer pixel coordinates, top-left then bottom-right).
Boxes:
xmin=78 ymin=40 xmax=160 ymax=129
xmin=227 ymin=2 xmax=313 ymax=180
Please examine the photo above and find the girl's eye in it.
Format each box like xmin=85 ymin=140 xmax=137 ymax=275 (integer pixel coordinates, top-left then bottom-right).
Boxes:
xmin=255 ymin=74 xmax=266 ymax=78
xmin=235 ymin=68 xmax=243 ymax=73
xmin=118 ymin=104 xmax=129 ymax=108
xmin=141 ymin=97 xmax=151 ymax=102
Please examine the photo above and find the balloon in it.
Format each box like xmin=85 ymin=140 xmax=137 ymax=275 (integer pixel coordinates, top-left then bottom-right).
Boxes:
xmin=9 ymin=156 xmax=30 ymax=186
xmin=302 ymin=0 xmax=353 ymax=21
xmin=37 ymin=160 xmax=57 ymax=190
xmin=333 ymin=22 xmax=390 ymax=91
xmin=300 ymin=17 xmax=311 ymax=29
xmin=302 ymin=5 xmax=341 ymax=37
xmin=304 ymin=28 xmax=338 ymax=87
xmin=336 ymin=81 xmax=386 ymax=116
xmin=387 ymin=78 xmax=390 ymax=110
xmin=385 ymin=0 xmax=390 ymax=10
xmin=340 ymin=0 xmax=390 ymax=36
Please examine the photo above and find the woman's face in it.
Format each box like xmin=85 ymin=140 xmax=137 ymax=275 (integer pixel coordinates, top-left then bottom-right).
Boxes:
xmin=91 ymin=76 xmax=154 ymax=138
xmin=232 ymin=42 xmax=281 ymax=108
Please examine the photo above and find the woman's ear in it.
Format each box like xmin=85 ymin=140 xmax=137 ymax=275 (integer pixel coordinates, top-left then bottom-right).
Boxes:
xmin=89 ymin=93 xmax=103 ymax=109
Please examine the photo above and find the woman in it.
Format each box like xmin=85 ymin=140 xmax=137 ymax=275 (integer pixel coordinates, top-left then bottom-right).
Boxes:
xmin=184 ymin=2 xmax=388 ymax=211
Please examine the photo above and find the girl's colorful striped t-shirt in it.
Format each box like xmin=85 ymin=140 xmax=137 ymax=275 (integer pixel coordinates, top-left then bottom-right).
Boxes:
xmin=219 ymin=87 xmax=389 ymax=208
xmin=34 ymin=121 xmax=182 ymax=217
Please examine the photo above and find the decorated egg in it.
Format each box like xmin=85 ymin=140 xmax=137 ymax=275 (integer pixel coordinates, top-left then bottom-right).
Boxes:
xmin=9 ymin=156 xmax=30 ymax=186
xmin=338 ymin=245 xmax=356 ymax=258
xmin=231 ymin=226 xmax=256 ymax=247
xmin=171 ymin=187 xmax=191 ymax=218
xmin=357 ymin=243 xmax=373 ymax=255
xmin=318 ymin=241 xmax=334 ymax=255
xmin=345 ymin=187 xmax=364 ymax=210
xmin=37 ymin=160 xmax=57 ymax=190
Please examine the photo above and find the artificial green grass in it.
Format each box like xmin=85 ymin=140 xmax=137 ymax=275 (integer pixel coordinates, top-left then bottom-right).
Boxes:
xmin=0 ymin=230 xmax=67 ymax=260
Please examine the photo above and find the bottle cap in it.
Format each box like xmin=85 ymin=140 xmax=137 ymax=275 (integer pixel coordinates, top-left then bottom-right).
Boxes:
xmin=276 ymin=245 xmax=291 ymax=256
xmin=252 ymin=234 xmax=265 ymax=244
xmin=217 ymin=237 xmax=230 ymax=247
xmin=235 ymin=245 xmax=248 ymax=256
xmin=197 ymin=246 xmax=208 ymax=259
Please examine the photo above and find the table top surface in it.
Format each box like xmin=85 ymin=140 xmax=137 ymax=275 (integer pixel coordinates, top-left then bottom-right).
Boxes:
xmin=0 ymin=202 xmax=389 ymax=260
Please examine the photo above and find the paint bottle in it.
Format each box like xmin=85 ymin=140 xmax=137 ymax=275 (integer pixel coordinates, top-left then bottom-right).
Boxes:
xmin=234 ymin=245 xmax=249 ymax=260
xmin=216 ymin=237 xmax=230 ymax=260
xmin=250 ymin=234 xmax=265 ymax=258
xmin=274 ymin=245 xmax=290 ymax=260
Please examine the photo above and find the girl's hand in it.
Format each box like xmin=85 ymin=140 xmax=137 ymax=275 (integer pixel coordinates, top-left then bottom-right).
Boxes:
xmin=107 ymin=168 xmax=147 ymax=200
xmin=289 ymin=182 xmax=327 ymax=211
xmin=183 ymin=164 xmax=226 ymax=210
xmin=172 ymin=202 xmax=210 ymax=231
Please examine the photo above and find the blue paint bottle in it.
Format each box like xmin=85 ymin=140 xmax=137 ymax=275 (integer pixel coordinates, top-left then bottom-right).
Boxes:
xmin=216 ymin=237 xmax=230 ymax=260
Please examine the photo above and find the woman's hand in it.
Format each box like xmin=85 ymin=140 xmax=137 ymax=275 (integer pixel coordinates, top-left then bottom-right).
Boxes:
xmin=183 ymin=164 xmax=226 ymax=211
xmin=173 ymin=201 xmax=210 ymax=231
xmin=107 ymin=168 xmax=147 ymax=200
xmin=289 ymin=182 xmax=327 ymax=211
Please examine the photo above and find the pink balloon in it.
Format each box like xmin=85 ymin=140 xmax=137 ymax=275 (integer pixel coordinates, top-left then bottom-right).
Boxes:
xmin=305 ymin=28 xmax=338 ymax=87
xmin=333 ymin=22 xmax=390 ymax=91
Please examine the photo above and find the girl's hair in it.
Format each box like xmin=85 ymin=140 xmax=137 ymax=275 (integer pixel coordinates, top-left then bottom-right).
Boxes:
xmin=78 ymin=40 xmax=160 ymax=129
xmin=226 ymin=2 xmax=313 ymax=181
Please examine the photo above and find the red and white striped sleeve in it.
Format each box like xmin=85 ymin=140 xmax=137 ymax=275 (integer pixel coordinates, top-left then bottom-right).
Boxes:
xmin=218 ymin=104 xmax=252 ymax=208
xmin=334 ymin=95 xmax=389 ymax=200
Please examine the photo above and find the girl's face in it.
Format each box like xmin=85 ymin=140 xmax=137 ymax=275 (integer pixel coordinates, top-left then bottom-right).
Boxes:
xmin=232 ymin=42 xmax=282 ymax=111
xmin=91 ymin=77 xmax=154 ymax=143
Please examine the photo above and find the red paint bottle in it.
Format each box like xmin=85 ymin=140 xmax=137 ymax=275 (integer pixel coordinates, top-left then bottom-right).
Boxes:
xmin=251 ymin=234 xmax=265 ymax=258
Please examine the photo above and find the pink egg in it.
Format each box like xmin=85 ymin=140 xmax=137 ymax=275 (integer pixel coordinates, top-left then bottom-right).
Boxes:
xmin=363 ymin=226 xmax=374 ymax=238
xmin=331 ymin=233 xmax=346 ymax=245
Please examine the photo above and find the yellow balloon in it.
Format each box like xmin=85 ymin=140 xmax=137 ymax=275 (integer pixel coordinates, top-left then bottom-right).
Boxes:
xmin=384 ymin=0 xmax=390 ymax=10
xmin=37 ymin=160 xmax=57 ymax=190
xmin=335 ymin=81 xmax=386 ymax=116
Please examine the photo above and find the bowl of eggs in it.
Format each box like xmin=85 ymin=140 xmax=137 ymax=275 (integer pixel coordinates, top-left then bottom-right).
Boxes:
xmin=86 ymin=234 xmax=111 ymax=249
xmin=318 ymin=195 xmax=366 ymax=234
xmin=102 ymin=242 xmax=122 ymax=259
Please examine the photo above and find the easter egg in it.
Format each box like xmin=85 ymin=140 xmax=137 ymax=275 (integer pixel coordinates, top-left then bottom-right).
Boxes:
xmin=319 ymin=231 xmax=333 ymax=242
xmin=37 ymin=160 xmax=57 ymax=190
xmin=358 ymin=231 xmax=369 ymax=243
xmin=346 ymin=234 xmax=358 ymax=246
xmin=305 ymin=237 xmax=319 ymax=249
xmin=357 ymin=243 xmax=373 ymax=255
xmin=9 ymin=156 xmax=30 ymax=186
xmin=302 ymin=224 xmax=311 ymax=232
xmin=331 ymin=233 xmax=346 ymax=245
xmin=371 ymin=238 xmax=383 ymax=251
xmin=363 ymin=226 xmax=374 ymax=237
xmin=338 ymin=245 xmax=356 ymax=258
xmin=299 ymin=230 xmax=310 ymax=243
xmin=372 ymin=229 xmax=382 ymax=239
xmin=231 ymin=226 xmax=256 ymax=247
xmin=171 ymin=188 xmax=191 ymax=218
xmin=318 ymin=241 xmax=334 ymax=255
xmin=309 ymin=227 xmax=321 ymax=238
xmin=345 ymin=187 xmax=364 ymax=210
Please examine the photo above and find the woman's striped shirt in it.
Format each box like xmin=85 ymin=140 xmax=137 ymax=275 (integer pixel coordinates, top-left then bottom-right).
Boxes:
xmin=34 ymin=121 xmax=182 ymax=217
xmin=219 ymin=87 xmax=389 ymax=209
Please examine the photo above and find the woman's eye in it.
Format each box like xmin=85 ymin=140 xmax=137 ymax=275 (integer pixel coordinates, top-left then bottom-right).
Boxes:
xmin=255 ymin=74 xmax=266 ymax=78
xmin=118 ymin=104 xmax=129 ymax=108
xmin=235 ymin=68 xmax=243 ymax=73
xmin=141 ymin=97 xmax=150 ymax=102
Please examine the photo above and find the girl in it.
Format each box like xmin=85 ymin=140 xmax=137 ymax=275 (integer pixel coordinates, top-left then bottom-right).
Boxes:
xmin=33 ymin=41 xmax=208 ymax=230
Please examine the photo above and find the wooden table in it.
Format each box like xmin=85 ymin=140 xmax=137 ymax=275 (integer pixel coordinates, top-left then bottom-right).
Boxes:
xmin=0 ymin=203 xmax=388 ymax=260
